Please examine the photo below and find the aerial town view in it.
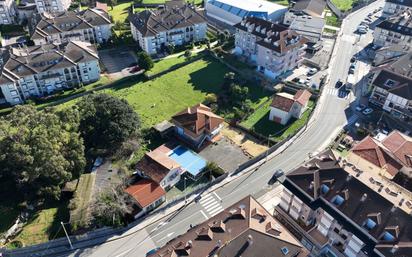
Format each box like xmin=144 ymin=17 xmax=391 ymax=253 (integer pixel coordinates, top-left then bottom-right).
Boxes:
xmin=0 ymin=0 xmax=411 ymax=256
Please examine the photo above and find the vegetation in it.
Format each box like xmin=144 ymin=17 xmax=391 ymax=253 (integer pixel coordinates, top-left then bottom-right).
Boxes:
xmin=266 ymin=0 xmax=289 ymax=6
xmin=241 ymin=100 xmax=315 ymax=141
xmin=325 ymin=9 xmax=342 ymax=27
xmin=69 ymin=174 xmax=95 ymax=231
xmin=146 ymin=51 xmax=201 ymax=76
xmin=205 ymin=162 xmax=225 ymax=178
xmin=138 ymin=52 xmax=154 ymax=71
xmin=77 ymin=94 xmax=141 ymax=153
xmin=331 ymin=0 xmax=354 ymax=11
xmin=0 ymin=106 xmax=86 ymax=202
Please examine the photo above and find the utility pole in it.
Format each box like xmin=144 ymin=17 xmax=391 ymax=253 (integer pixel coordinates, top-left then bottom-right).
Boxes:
xmin=61 ymin=222 xmax=73 ymax=249
xmin=184 ymin=177 xmax=187 ymax=203
xmin=265 ymin=134 xmax=273 ymax=162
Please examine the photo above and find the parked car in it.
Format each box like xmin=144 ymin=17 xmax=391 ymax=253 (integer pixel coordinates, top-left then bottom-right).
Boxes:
xmin=350 ymin=56 xmax=356 ymax=63
xmin=268 ymin=169 xmax=284 ymax=185
xmin=355 ymin=104 xmax=366 ymax=112
xmin=130 ymin=65 xmax=141 ymax=73
xmin=362 ymin=108 xmax=373 ymax=115
xmin=364 ymin=17 xmax=372 ymax=23
xmin=93 ymin=157 xmax=103 ymax=167
xmin=307 ymin=68 xmax=318 ymax=76
xmin=335 ymin=80 xmax=343 ymax=88
xmin=357 ymin=25 xmax=368 ymax=34
xmin=348 ymin=63 xmax=356 ymax=74
xmin=146 ymin=248 xmax=160 ymax=256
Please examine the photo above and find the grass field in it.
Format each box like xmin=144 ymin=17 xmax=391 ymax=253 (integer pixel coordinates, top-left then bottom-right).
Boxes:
xmin=146 ymin=51 xmax=202 ymax=76
xmin=241 ymin=100 xmax=315 ymax=141
xmin=331 ymin=0 xmax=354 ymax=11
xmin=69 ymin=174 xmax=96 ymax=230
xmin=108 ymin=1 xmax=132 ymax=23
xmin=325 ymin=9 xmax=342 ymax=27
xmin=7 ymin=201 xmax=69 ymax=248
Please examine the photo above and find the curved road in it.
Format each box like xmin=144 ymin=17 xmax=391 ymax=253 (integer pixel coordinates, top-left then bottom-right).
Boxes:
xmin=58 ymin=2 xmax=383 ymax=256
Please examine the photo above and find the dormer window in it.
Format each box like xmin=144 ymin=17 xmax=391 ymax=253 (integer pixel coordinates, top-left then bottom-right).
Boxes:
xmin=382 ymin=231 xmax=395 ymax=242
xmin=321 ymin=184 xmax=329 ymax=194
xmin=385 ymin=79 xmax=396 ymax=87
xmin=332 ymin=195 xmax=345 ymax=206
xmin=364 ymin=218 xmax=377 ymax=230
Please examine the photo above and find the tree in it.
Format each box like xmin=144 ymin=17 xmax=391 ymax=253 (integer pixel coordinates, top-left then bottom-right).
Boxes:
xmin=91 ymin=186 xmax=134 ymax=227
xmin=77 ymin=94 xmax=140 ymax=152
xmin=184 ymin=49 xmax=192 ymax=59
xmin=106 ymin=0 xmax=118 ymax=10
xmin=0 ymin=106 xmax=86 ymax=202
xmin=229 ymin=84 xmax=249 ymax=106
xmin=137 ymin=52 xmax=154 ymax=71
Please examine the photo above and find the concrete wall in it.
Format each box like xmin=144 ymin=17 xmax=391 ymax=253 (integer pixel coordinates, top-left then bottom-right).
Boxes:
xmin=269 ymin=106 xmax=291 ymax=125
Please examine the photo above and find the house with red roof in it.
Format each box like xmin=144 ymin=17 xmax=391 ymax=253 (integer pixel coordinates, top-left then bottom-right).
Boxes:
xmin=125 ymin=178 xmax=166 ymax=219
xmin=172 ymin=103 xmax=224 ymax=149
xmin=348 ymin=130 xmax=412 ymax=179
xmin=269 ymin=89 xmax=312 ymax=125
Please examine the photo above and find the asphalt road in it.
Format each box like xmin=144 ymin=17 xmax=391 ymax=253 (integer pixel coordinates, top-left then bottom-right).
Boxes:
xmin=61 ymin=2 xmax=384 ymax=257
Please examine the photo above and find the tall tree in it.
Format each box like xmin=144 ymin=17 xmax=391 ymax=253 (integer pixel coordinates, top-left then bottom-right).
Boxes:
xmin=137 ymin=52 xmax=154 ymax=71
xmin=77 ymin=94 xmax=140 ymax=152
xmin=0 ymin=106 xmax=86 ymax=201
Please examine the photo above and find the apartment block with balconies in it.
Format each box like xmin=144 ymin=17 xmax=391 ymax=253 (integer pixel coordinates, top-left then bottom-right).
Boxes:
xmin=0 ymin=41 xmax=100 ymax=105
xmin=129 ymin=0 xmax=207 ymax=55
xmin=275 ymin=150 xmax=412 ymax=257
xmin=234 ymin=17 xmax=307 ymax=80
xmin=35 ymin=0 xmax=72 ymax=14
xmin=0 ymin=0 xmax=16 ymax=24
xmin=382 ymin=0 xmax=412 ymax=17
xmin=373 ymin=11 xmax=412 ymax=47
xmin=31 ymin=8 xmax=112 ymax=45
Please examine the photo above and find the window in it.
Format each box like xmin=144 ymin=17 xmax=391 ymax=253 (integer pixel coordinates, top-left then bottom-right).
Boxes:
xmin=332 ymin=195 xmax=345 ymax=206
xmin=321 ymin=184 xmax=330 ymax=194
xmin=281 ymin=247 xmax=289 ymax=255
xmin=382 ymin=231 xmax=395 ymax=241
xmin=364 ymin=218 xmax=376 ymax=230
xmin=385 ymin=79 xmax=396 ymax=87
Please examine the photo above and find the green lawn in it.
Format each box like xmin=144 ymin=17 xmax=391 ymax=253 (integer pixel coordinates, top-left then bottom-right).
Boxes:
xmin=108 ymin=1 xmax=132 ymax=23
xmin=331 ymin=0 xmax=354 ymax=11
xmin=69 ymin=174 xmax=96 ymax=230
xmin=146 ymin=51 xmax=202 ymax=76
xmin=241 ymin=100 xmax=315 ymax=141
xmin=7 ymin=201 xmax=69 ymax=248
xmin=266 ymin=0 xmax=289 ymax=6
xmin=324 ymin=9 xmax=342 ymax=27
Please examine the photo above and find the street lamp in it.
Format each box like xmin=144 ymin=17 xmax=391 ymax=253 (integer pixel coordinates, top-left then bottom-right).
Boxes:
xmin=265 ymin=134 xmax=273 ymax=162
xmin=184 ymin=177 xmax=188 ymax=203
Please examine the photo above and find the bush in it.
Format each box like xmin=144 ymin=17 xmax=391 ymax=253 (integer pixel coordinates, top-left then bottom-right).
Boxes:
xmin=205 ymin=162 xmax=225 ymax=178
xmin=8 ymin=240 xmax=23 ymax=249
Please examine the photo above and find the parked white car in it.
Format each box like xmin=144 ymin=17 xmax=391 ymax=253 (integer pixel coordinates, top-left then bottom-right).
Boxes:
xmin=307 ymin=68 xmax=318 ymax=76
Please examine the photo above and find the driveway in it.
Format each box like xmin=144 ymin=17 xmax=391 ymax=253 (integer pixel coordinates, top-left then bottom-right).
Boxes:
xmin=99 ymin=47 xmax=139 ymax=79
xmin=199 ymin=137 xmax=250 ymax=173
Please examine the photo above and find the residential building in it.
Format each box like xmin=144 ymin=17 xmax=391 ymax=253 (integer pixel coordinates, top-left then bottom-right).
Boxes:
xmin=136 ymin=142 xmax=208 ymax=183
xmin=148 ymin=195 xmax=309 ymax=257
xmin=368 ymin=51 xmax=412 ymax=121
xmin=172 ymin=103 xmax=224 ymax=149
xmin=382 ymin=0 xmax=412 ymax=17
xmin=276 ymin=149 xmax=412 ymax=257
xmin=129 ymin=0 xmax=207 ymax=55
xmin=16 ymin=1 xmax=37 ymax=23
xmin=125 ymin=178 xmax=166 ymax=219
xmin=234 ymin=17 xmax=307 ymax=79
xmin=348 ymin=130 xmax=412 ymax=179
xmin=205 ymin=0 xmax=287 ymax=26
xmin=0 ymin=0 xmax=16 ymax=24
xmin=373 ymin=44 xmax=411 ymax=66
xmin=0 ymin=41 xmax=100 ymax=105
xmin=288 ymin=15 xmax=325 ymax=43
xmin=31 ymin=9 xmax=112 ymax=45
xmin=136 ymin=143 xmax=183 ymax=190
xmin=283 ymin=0 xmax=326 ymax=25
xmin=269 ymin=89 xmax=312 ymax=125
xmin=373 ymin=11 xmax=412 ymax=47
xmin=35 ymin=0 xmax=72 ymax=14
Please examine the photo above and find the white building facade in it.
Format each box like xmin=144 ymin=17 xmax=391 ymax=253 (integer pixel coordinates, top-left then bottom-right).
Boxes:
xmin=0 ymin=41 xmax=100 ymax=105
xmin=35 ymin=0 xmax=72 ymax=14
xmin=382 ymin=0 xmax=412 ymax=17
xmin=0 ymin=0 xmax=16 ymax=24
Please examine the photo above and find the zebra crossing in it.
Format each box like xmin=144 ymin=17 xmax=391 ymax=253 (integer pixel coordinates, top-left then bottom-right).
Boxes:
xmin=199 ymin=192 xmax=223 ymax=217
xmin=324 ymin=87 xmax=351 ymax=99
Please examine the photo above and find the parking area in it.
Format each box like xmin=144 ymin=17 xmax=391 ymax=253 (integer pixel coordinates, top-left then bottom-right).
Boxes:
xmin=99 ymin=47 xmax=139 ymax=79
xmin=92 ymin=160 xmax=120 ymax=195
xmin=284 ymin=65 xmax=326 ymax=90
xmin=305 ymin=37 xmax=336 ymax=70
xmin=199 ymin=137 xmax=250 ymax=173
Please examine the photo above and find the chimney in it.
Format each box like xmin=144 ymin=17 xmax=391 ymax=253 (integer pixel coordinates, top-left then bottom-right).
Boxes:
xmin=247 ymin=235 xmax=253 ymax=246
xmin=390 ymin=205 xmax=397 ymax=213
xmin=391 ymin=244 xmax=399 ymax=254
xmin=360 ymin=193 xmax=367 ymax=202
xmin=186 ymin=240 xmax=193 ymax=249
xmin=313 ymin=170 xmax=320 ymax=198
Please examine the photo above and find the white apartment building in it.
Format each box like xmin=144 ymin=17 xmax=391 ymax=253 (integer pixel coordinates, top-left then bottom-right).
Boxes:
xmin=32 ymin=9 xmax=112 ymax=45
xmin=35 ymin=0 xmax=72 ymax=14
xmin=0 ymin=0 xmax=16 ymax=24
xmin=382 ymin=0 xmax=412 ymax=17
xmin=0 ymin=41 xmax=100 ymax=105
xmin=373 ymin=11 xmax=412 ymax=47
xmin=129 ymin=0 xmax=207 ymax=55
xmin=234 ymin=17 xmax=306 ymax=79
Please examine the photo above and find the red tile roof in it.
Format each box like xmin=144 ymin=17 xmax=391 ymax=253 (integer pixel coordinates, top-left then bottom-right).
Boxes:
xmin=351 ymin=136 xmax=403 ymax=176
xmin=294 ymin=89 xmax=312 ymax=106
xmin=382 ymin=130 xmax=412 ymax=167
xmin=271 ymin=94 xmax=295 ymax=112
xmin=172 ymin=103 xmax=224 ymax=136
xmin=125 ymin=179 xmax=165 ymax=208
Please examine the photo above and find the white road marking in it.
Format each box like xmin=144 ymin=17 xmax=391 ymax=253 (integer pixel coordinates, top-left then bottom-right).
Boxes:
xmin=157 ymin=232 xmax=175 ymax=243
xmin=114 ymin=248 xmax=133 ymax=257
xmin=213 ymin=192 xmax=222 ymax=201
xmin=200 ymin=210 xmax=208 ymax=219
xmin=208 ymin=207 xmax=224 ymax=216
xmin=203 ymin=201 xmax=220 ymax=210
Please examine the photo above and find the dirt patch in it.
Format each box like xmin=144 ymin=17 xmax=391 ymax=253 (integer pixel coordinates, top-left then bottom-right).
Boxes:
xmin=221 ymin=123 xmax=268 ymax=157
